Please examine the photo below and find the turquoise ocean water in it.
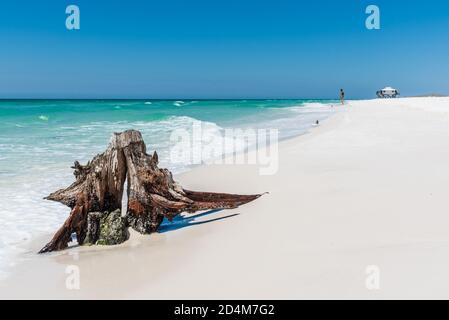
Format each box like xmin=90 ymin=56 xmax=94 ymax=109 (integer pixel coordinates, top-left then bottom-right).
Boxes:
xmin=0 ymin=99 xmax=336 ymax=275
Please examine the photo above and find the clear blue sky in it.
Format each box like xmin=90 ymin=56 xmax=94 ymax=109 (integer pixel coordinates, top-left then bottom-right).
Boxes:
xmin=0 ymin=0 xmax=448 ymax=99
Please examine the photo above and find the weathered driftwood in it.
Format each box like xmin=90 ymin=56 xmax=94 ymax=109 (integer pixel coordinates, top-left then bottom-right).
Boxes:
xmin=39 ymin=130 xmax=262 ymax=253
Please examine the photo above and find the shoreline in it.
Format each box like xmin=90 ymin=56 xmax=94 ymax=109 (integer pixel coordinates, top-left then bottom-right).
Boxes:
xmin=0 ymin=99 xmax=337 ymax=283
xmin=0 ymin=100 xmax=339 ymax=280
xmin=3 ymin=97 xmax=449 ymax=299
xmin=0 ymin=101 xmax=342 ymax=298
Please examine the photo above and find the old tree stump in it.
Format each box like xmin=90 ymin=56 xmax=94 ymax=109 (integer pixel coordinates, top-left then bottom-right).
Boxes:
xmin=39 ymin=130 xmax=262 ymax=253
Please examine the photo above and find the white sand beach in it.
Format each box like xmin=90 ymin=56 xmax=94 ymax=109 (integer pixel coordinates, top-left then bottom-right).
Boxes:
xmin=2 ymin=97 xmax=449 ymax=299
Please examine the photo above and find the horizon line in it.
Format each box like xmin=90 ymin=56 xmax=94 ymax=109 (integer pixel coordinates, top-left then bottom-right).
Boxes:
xmin=0 ymin=97 xmax=355 ymax=101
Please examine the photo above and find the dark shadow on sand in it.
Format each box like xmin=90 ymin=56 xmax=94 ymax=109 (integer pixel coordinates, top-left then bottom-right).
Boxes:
xmin=158 ymin=209 xmax=239 ymax=233
xmin=62 ymin=210 xmax=237 ymax=251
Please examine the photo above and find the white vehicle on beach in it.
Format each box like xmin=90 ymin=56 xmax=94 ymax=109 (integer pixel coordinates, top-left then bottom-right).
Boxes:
xmin=377 ymin=86 xmax=400 ymax=98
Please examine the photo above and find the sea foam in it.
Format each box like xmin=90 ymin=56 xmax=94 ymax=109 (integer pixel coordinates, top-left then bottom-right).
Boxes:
xmin=0 ymin=99 xmax=335 ymax=278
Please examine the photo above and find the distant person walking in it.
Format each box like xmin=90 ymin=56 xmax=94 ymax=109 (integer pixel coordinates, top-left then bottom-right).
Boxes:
xmin=340 ymin=89 xmax=345 ymax=105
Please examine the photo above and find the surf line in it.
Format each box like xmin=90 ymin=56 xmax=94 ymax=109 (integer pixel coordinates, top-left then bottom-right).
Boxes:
xmin=174 ymin=304 xmax=208 ymax=318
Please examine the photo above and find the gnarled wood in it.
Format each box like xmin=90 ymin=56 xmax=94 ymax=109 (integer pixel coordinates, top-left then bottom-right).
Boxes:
xmin=40 ymin=130 xmax=263 ymax=253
